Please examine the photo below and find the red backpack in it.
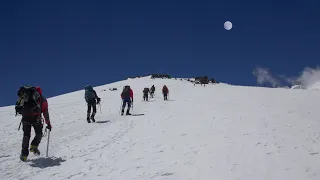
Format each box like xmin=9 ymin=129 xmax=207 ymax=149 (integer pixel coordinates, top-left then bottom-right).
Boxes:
xmin=162 ymin=86 xmax=168 ymax=93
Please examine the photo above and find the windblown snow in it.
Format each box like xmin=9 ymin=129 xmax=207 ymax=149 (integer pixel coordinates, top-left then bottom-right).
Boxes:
xmin=1 ymin=77 xmax=320 ymax=180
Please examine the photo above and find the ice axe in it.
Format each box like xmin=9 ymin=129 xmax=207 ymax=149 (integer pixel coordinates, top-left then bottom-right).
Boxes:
xmin=46 ymin=127 xmax=51 ymax=157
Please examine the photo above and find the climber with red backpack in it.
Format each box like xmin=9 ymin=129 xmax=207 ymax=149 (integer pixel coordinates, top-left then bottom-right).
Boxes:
xmin=121 ymin=85 xmax=133 ymax=115
xmin=15 ymin=86 xmax=52 ymax=162
xmin=162 ymin=85 xmax=169 ymax=101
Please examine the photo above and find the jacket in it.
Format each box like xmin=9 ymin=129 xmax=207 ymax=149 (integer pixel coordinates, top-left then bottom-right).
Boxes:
xmin=162 ymin=86 xmax=169 ymax=94
xmin=121 ymin=89 xmax=133 ymax=100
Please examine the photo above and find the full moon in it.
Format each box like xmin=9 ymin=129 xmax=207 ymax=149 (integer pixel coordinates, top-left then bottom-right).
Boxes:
xmin=224 ymin=21 xmax=232 ymax=30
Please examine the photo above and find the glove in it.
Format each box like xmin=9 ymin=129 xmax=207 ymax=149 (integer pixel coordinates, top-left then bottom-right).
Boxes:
xmin=131 ymin=98 xmax=133 ymax=103
xmin=97 ymin=98 xmax=101 ymax=104
xmin=46 ymin=123 xmax=52 ymax=131
xmin=15 ymin=106 xmax=23 ymax=115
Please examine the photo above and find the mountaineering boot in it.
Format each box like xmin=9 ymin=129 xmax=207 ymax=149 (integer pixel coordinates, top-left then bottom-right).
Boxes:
xmin=87 ymin=117 xmax=91 ymax=123
xmin=91 ymin=116 xmax=95 ymax=122
xmin=30 ymin=145 xmax=40 ymax=155
xmin=20 ymin=154 xmax=27 ymax=162
xmin=121 ymin=109 xmax=124 ymax=116
xmin=126 ymin=109 xmax=131 ymax=115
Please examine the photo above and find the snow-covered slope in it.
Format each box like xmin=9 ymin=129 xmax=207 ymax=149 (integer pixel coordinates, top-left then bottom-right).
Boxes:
xmin=291 ymin=85 xmax=305 ymax=89
xmin=1 ymin=77 xmax=320 ymax=180
xmin=308 ymin=81 xmax=320 ymax=90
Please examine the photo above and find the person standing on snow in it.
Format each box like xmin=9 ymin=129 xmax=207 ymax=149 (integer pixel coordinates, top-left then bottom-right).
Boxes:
xmin=162 ymin=85 xmax=169 ymax=101
xmin=15 ymin=86 xmax=52 ymax=162
xmin=143 ymin=88 xmax=150 ymax=101
xmin=84 ymin=85 xmax=101 ymax=123
xmin=150 ymin=85 xmax=155 ymax=98
xmin=121 ymin=85 xmax=133 ymax=115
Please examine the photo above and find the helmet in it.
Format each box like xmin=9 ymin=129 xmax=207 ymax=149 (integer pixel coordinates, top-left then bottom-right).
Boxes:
xmin=85 ymin=85 xmax=93 ymax=91
xmin=17 ymin=86 xmax=27 ymax=96
xmin=124 ymin=85 xmax=130 ymax=90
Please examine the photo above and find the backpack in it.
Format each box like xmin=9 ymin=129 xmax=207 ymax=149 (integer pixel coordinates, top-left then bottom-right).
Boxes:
xmin=15 ymin=86 xmax=41 ymax=116
xmin=85 ymin=85 xmax=93 ymax=91
xmin=121 ymin=86 xmax=131 ymax=98
xmin=84 ymin=86 xmax=95 ymax=103
xmin=151 ymin=86 xmax=155 ymax=92
xmin=143 ymin=88 xmax=149 ymax=94
xmin=162 ymin=86 xmax=168 ymax=93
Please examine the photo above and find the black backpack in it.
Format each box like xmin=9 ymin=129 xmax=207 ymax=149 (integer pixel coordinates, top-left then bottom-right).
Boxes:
xmin=121 ymin=86 xmax=131 ymax=98
xmin=143 ymin=88 xmax=149 ymax=93
xmin=15 ymin=86 xmax=41 ymax=116
xmin=84 ymin=86 xmax=96 ymax=103
xmin=151 ymin=86 xmax=155 ymax=92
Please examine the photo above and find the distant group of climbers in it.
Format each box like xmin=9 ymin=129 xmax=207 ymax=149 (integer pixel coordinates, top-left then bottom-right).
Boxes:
xmin=119 ymin=84 xmax=169 ymax=116
xmin=14 ymin=83 xmax=170 ymax=162
xmin=142 ymin=85 xmax=153 ymax=101
xmin=143 ymin=85 xmax=169 ymax=101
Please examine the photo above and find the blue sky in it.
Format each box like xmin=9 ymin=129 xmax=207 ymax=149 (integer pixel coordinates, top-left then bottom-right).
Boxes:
xmin=1 ymin=0 xmax=319 ymax=106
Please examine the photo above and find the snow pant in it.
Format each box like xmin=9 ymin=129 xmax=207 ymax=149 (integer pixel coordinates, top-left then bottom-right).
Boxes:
xmin=143 ymin=93 xmax=149 ymax=101
xmin=122 ymin=98 xmax=131 ymax=113
xmin=163 ymin=93 xmax=168 ymax=101
xmin=21 ymin=116 xmax=43 ymax=156
xmin=150 ymin=91 xmax=154 ymax=98
xmin=87 ymin=99 xmax=97 ymax=119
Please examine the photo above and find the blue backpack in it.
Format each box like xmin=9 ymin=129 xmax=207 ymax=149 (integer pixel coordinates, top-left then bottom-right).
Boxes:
xmin=84 ymin=85 xmax=95 ymax=103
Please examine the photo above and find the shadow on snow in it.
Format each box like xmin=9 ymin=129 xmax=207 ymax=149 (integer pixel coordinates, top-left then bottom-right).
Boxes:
xmin=95 ymin=120 xmax=110 ymax=124
xmin=129 ymin=114 xmax=145 ymax=116
xmin=29 ymin=156 xmax=66 ymax=169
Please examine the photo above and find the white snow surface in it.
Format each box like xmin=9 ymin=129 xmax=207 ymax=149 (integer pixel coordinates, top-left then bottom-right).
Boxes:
xmin=1 ymin=77 xmax=320 ymax=180
xmin=291 ymin=85 xmax=305 ymax=89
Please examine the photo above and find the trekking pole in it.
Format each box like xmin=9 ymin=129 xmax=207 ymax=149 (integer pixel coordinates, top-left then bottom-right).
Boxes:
xmin=119 ymin=100 xmax=123 ymax=115
xmin=46 ymin=128 xmax=50 ymax=157
xmin=99 ymin=103 xmax=102 ymax=114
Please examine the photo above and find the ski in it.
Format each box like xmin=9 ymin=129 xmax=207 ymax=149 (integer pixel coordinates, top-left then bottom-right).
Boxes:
xmin=127 ymin=114 xmax=145 ymax=116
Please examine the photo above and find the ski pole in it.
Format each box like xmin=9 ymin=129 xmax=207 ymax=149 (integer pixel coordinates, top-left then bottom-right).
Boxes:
xmin=46 ymin=128 xmax=50 ymax=157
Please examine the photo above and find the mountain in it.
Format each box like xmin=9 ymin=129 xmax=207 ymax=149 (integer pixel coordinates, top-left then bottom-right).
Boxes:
xmin=1 ymin=76 xmax=320 ymax=180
